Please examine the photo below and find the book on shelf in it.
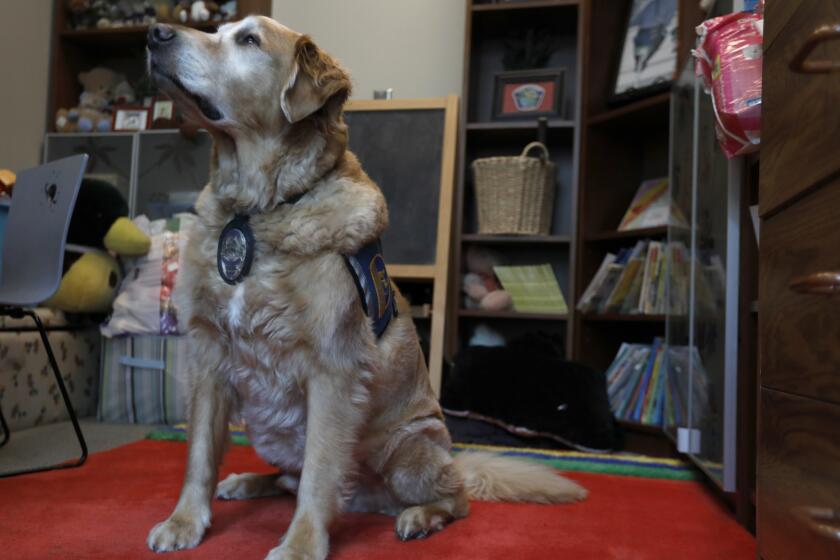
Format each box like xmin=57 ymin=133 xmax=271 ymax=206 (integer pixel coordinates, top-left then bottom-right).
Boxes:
xmin=617 ymin=177 xmax=689 ymax=232
xmin=577 ymin=252 xmax=616 ymax=312
xmin=639 ymin=240 xmax=662 ymax=314
xmin=578 ymin=241 xmax=726 ymax=317
xmin=493 ymin=264 xmax=567 ymax=314
xmin=604 ymin=241 xmax=646 ymax=312
xmin=604 ymin=339 xmax=712 ymax=427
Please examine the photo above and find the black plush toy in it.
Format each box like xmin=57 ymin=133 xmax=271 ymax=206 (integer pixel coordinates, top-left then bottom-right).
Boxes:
xmin=441 ymin=333 xmax=620 ymax=452
xmin=45 ymin=179 xmax=150 ymax=313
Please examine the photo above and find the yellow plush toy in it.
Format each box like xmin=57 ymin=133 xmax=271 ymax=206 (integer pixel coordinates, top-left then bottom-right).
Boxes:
xmin=44 ymin=178 xmax=150 ymax=313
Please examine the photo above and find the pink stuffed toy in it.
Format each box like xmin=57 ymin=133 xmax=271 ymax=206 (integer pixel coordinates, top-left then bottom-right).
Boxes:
xmin=462 ymin=247 xmax=512 ymax=311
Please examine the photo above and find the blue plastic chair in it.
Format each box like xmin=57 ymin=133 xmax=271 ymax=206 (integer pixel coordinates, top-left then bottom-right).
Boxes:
xmin=0 ymin=154 xmax=89 ymax=478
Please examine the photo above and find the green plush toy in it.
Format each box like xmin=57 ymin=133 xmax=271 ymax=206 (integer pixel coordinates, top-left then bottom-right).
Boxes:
xmin=45 ymin=179 xmax=150 ymax=313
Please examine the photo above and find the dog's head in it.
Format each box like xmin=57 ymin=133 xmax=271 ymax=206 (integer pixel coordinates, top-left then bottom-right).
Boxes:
xmin=147 ymin=16 xmax=351 ymax=133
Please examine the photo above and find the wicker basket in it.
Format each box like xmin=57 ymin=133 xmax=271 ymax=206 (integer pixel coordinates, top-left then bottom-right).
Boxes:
xmin=472 ymin=141 xmax=556 ymax=235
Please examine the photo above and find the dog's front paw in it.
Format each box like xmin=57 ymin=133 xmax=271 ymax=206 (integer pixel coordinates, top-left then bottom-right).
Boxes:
xmin=264 ymin=544 xmax=320 ymax=560
xmin=147 ymin=510 xmax=209 ymax=552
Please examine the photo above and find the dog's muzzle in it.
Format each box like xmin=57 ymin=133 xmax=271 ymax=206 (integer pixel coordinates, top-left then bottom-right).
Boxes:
xmin=147 ymin=24 xmax=224 ymax=122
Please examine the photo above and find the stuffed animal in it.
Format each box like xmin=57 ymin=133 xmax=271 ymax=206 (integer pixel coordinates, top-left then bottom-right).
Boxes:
xmin=188 ymin=1 xmax=219 ymax=22
xmin=461 ymin=246 xmax=513 ymax=311
xmin=55 ymin=67 xmax=131 ymax=133
xmin=92 ymin=0 xmax=115 ymax=27
xmin=173 ymin=0 xmax=191 ymax=22
xmin=218 ymin=0 xmax=236 ymax=20
xmin=45 ymin=179 xmax=151 ymax=313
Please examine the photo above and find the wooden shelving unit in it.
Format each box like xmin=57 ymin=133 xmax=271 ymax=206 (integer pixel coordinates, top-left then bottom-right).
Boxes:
xmin=461 ymin=233 xmax=571 ymax=245
xmin=451 ymin=0 xmax=581 ymax=361
xmin=458 ymin=309 xmax=568 ymax=321
xmin=472 ymin=0 xmax=581 ymax=12
xmin=451 ymin=1 xmax=705 ymax=453
xmin=47 ymin=0 xmax=272 ymax=132
xmin=580 ymin=313 xmax=666 ymax=323
xmin=571 ymin=0 xmax=705 ymax=446
xmin=586 ymin=225 xmax=669 ymax=242
xmin=572 ymin=0 xmax=703 ymax=368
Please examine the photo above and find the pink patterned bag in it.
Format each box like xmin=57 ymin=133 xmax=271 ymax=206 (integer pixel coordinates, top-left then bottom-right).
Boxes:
xmin=694 ymin=8 xmax=763 ymax=158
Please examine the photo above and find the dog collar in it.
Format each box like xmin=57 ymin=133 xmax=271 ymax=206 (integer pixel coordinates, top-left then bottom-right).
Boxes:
xmin=217 ymin=214 xmax=254 ymax=285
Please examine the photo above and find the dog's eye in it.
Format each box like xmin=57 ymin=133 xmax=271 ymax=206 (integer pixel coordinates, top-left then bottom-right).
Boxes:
xmin=240 ymin=34 xmax=260 ymax=47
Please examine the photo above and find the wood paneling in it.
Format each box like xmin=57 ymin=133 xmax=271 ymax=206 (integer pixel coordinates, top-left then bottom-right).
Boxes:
xmin=757 ymin=388 xmax=840 ymax=560
xmin=760 ymin=177 xmax=840 ymax=405
xmin=760 ymin=1 xmax=840 ymax=216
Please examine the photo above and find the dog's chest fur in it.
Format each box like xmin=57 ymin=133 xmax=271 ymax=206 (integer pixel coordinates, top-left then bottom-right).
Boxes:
xmin=187 ymin=215 xmax=364 ymax=473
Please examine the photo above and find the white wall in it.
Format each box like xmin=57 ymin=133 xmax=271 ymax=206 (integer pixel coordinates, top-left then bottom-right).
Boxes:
xmin=271 ymin=0 xmax=465 ymax=100
xmin=0 ymin=1 xmax=53 ymax=172
xmin=0 ymin=1 xmax=464 ymax=171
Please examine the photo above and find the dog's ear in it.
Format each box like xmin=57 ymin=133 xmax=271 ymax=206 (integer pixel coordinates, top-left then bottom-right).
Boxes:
xmin=281 ymin=35 xmax=351 ymax=124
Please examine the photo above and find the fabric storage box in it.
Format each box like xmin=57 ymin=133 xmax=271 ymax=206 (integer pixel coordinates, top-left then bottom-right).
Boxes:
xmin=98 ymin=335 xmax=190 ymax=425
xmin=0 ymin=309 xmax=100 ymax=432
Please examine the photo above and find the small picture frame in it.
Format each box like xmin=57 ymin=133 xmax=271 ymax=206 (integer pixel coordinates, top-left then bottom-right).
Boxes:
xmin=493 ymin=68 xmax=565 ymax=120
xmin=153 ymin=99 xmax=175 ymax=121
xmin=112 ymin=106 xmax=150 ymax=131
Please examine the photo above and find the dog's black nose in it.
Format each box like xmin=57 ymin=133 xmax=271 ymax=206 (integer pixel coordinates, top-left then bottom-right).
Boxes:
xmin=148 ymin=24 xmax=176 ymax=48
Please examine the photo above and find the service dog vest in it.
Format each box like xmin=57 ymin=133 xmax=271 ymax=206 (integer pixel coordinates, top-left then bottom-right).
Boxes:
xmin=217 ymin=213 xmax=396 ymax=338
xmin=342 ymin=239 xmax=397 ymax=338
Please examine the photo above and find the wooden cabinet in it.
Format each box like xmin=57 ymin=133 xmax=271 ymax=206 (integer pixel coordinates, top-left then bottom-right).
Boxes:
xmin=758 ymin=389 xmax=840 ymax=560
xmin=758 ymin=3 xmax=840 ymax=558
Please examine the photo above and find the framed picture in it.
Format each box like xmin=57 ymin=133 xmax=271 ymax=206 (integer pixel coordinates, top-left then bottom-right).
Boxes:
xmin=153 ymin=99 xmax=174 ymax=120
xmin=612 ymin=0 xmax=679 ymax=102
xmin=493 ymin=68 xmax=564 ymax=120
xmin=112 ymin=106 xmax=150 ymax=131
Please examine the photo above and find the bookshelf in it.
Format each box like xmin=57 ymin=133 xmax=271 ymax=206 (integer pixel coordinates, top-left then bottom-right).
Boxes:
xmin=572 ymin=0 xmax=705 ymax=434
xmin=451 ymin=1 xmax=705 ymax=457
xmin=47 ymin=0 xmax=272 ymax=132
xmin=451 ymin=0 xmax=582 ymax=360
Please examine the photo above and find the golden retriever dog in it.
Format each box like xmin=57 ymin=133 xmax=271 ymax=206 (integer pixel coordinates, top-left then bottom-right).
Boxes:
xmin=145 ymin=16 xmax=587 ymax=560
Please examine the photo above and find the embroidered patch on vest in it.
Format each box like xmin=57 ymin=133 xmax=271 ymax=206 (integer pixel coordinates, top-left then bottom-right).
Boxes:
xmin=217 ymin=214 xmax=255 ymax=285
xmin=344 ymin=239 xmax=397 ymax=338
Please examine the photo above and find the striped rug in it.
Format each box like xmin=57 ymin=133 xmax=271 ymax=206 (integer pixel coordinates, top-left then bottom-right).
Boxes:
xmin=147 ymin=424 xmax=698 ymax=481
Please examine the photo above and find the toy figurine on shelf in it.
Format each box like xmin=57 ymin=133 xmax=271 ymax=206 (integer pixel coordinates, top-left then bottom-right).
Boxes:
xmin=55 ymin=67 xmax=136 ymax=133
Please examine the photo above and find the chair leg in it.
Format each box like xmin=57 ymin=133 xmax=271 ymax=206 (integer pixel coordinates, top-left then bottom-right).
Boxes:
xmin=0 ymin=402 xmax=9 ymax=448
xmin=0 ymin=308 xmax=88 ymax=478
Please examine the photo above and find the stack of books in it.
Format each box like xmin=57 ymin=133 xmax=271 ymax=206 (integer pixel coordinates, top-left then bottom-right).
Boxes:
xmin=577 ymin=241 xmax=724 ymax=316
xmin=605 ymin=340 xmax=710 ymax=427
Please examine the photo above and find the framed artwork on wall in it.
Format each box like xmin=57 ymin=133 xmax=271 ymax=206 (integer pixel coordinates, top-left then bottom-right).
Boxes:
xmin=492 ymin=68 xmax=565 ymax=120
xmin=612 ymin=0 xmax=679 ymax=102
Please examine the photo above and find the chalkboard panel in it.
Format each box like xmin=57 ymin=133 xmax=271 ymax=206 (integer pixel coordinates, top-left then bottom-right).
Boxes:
xmin=344 ymin=109 xmax=444 ymax=265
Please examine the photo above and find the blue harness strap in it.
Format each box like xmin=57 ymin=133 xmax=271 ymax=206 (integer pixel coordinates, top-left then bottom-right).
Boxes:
xmin=343 ymin=239 xmax=397 ymax=338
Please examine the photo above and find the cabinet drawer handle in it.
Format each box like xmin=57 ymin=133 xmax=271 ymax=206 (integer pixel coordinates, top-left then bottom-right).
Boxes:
xmin=793 ymin=507 xmax=840 ymax=542
xmin=789 ymin=272 xmax=840 ymax=294
xmin=791 ymin=24 xmax=840 ymax=73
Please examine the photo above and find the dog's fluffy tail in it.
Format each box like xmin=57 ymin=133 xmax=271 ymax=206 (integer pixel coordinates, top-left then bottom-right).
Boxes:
xmin=454 ymin=452 xmax=587 ymax=504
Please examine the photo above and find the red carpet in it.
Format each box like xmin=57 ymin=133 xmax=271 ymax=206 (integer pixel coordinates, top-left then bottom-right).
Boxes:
xmin=0 ymin=440 xmax=755 ymax=559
